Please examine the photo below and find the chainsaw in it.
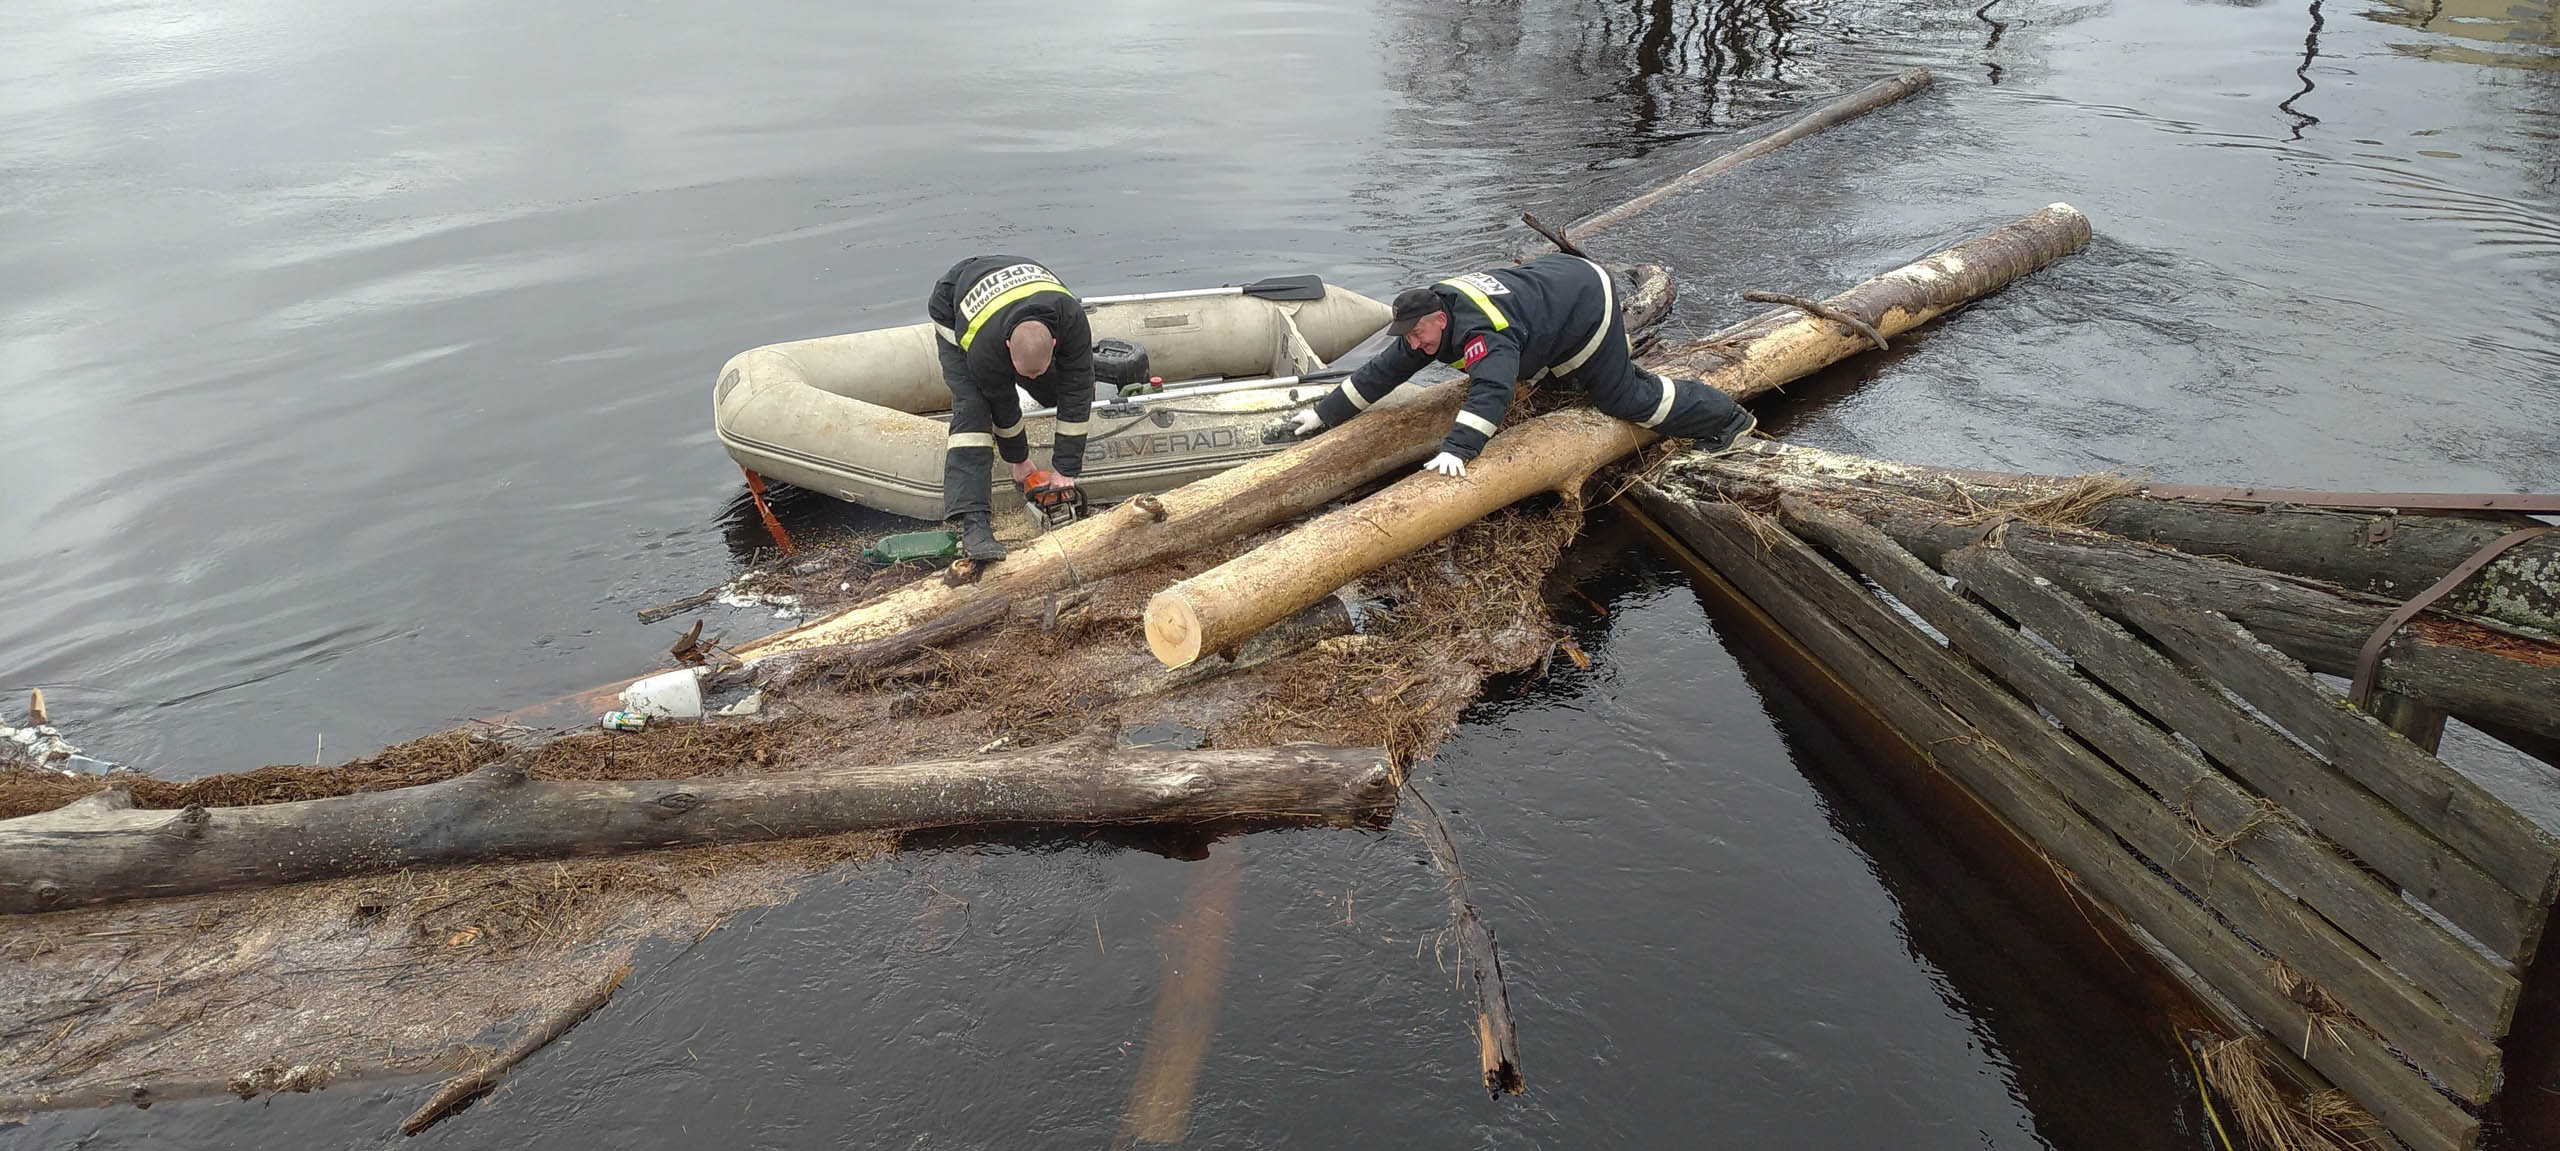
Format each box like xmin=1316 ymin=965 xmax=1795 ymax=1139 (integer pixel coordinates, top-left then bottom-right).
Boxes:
xmin=1019 ymin=469 xmax=1090 ymax=530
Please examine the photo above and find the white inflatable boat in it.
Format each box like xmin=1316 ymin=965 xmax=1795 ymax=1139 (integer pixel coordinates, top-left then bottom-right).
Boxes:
xmin=712 ymin=279 xmax=1393 ymax=520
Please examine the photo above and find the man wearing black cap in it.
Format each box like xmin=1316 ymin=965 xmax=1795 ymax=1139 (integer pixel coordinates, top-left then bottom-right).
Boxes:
xmin=1284 ymin=254 xmax=1753 ymax=476
xmin=928 ymin=254 xmax=1095 ymax=561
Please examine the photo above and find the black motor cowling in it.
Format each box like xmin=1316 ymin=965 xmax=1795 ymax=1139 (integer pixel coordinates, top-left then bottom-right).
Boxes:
xmin=1093 ymin=338 xmax=1151 ymax=393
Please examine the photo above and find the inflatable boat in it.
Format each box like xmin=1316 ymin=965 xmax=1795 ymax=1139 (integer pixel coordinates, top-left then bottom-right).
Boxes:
xmin=712 ymin=279 xmax=1394 ymax=521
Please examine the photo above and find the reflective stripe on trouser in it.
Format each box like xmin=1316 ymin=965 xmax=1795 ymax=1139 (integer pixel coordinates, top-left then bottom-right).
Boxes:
xmin=939 ymin=341 xmax=1017 ymax=519
xmin=1554 ymin=302 xmax=1750 ymax=447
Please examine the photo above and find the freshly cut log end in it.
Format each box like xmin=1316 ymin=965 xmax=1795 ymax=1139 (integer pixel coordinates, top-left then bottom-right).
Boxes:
xmin=1146 ymin=594 xmax=1208 ymax=668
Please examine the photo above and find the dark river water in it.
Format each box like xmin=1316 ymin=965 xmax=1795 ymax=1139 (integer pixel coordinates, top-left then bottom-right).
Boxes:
xmin=9 ymin=0 xmax=2560 ymax=1147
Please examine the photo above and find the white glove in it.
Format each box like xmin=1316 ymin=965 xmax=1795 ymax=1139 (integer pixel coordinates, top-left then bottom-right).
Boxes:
xmin=1423 ymin=452 xmax=1468 ymax=478
xmin=1290 ymin=408 xmax=1324 ymax=438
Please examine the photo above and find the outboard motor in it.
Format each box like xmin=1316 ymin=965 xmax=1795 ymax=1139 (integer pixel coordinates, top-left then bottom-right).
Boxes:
xmin=1093 ymin=338 xmax=1152 ymax=399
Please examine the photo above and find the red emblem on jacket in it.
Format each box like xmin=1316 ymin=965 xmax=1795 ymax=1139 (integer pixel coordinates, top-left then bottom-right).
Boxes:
xmin=1460 ymin=334 xmax=1489 ymax=368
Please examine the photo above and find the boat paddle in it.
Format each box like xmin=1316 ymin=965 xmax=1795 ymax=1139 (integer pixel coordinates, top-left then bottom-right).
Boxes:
xmin=1082 ymin=274 xmax=1329 ymax=307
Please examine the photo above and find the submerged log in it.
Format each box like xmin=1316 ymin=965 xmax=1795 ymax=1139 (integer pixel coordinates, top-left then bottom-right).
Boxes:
xmin=0 ymin=743 xmax=1395 ymax=915
xmin=1551 ymin=67 xmax=1935 ymax=247
xmin=1144 ymin=203 xmax=2095 ymax=667
xmin=399 ymin=961 xmax=632 ymax=1136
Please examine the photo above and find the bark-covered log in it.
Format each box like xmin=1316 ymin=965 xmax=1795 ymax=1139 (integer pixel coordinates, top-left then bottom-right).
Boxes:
xmin=1145 ymin=203 xmax=2095 ymax=667
xmin=0 ymin=742 xmax=1395 ymax=915
xmin=1670 ymin=439 xmax=2560 ymax=639
xmin=1660 ymin=445 xmax=2560 ymax=743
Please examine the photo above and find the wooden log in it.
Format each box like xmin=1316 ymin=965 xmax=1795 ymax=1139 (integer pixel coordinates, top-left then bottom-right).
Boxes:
xmin=0 ymin=743 xmax=1395 ymax=915
xmin=1144 ymin=203 xmax=2096 ymax=667
xmin=1781 ymin=500 xmax=2521 ymax=1036
xmin=763 ymin=595 xmax=1014 ymax=688
xmin=1627 ymin=487 xmax=2477 ymax=1151
xmin=1667 ymin=441 xmax=2560 ymax=640
xmin=720 ymin=275 xmax=1677 ymax=671
xmin=1113 ymin=594 xmax=1358 ymax=699
xmin=2109 ymin=596 xmax=2560 ymax=905
xmin=2079 ymin=501 xmax=2560 ymax=640
xmin=399 ymin=961 xmax=632 ymax=1136
xmin=1917 ymin=522 xmax=2560 ymax=747
xmin=1405 ymin=783 xmax=1523 ymax=1096
xmin=1702 ymin=499 xmax=2500 ymax=1098
xmin=1658 ymin=445 xmax=2560 ymax=716
xmin=1945 ymin=547 xmax=2539 ymax=963
xmin=1553 ymin=68 xmax=1935 ymax=246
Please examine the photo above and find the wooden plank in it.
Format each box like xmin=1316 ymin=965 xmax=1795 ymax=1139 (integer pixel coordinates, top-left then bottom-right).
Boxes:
xmin=1629 ymin=488 xmax=2480 ymax=1151
xmin=2370 ymin=692 xmax=2449 ymax=755
xmin=2113 ymin=595 xmax=2560 ymax=908
xmin=1722 ymin=502 xmax=2502 ymax=1098
xmin=1781 ymin=500 xmax=2520 ymax=1037
xmin=1945 ymin=546 xmax=2539 ymax=964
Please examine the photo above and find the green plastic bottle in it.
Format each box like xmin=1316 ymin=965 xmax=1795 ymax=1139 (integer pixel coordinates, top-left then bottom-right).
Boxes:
xmin=862 ymin=530 xmax=960 ymax=566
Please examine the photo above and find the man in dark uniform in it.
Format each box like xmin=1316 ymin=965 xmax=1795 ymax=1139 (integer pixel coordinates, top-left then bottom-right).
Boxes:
xmin=1286 ymin=254 xmax=1754 ymax=476
xmin=928 ymin=254 xmax=1096 ymax=560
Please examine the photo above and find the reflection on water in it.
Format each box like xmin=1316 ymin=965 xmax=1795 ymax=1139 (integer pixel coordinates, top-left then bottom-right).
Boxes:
xmin=2371 ymin=0 xmax=2560 ymax=70
xmin=2280 ymin=0 xmax=2326 ymax=139
xmin=12 ymin=0 xmax=2560 ymax=1146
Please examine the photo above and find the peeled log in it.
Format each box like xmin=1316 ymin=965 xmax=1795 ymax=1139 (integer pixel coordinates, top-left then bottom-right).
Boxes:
xmin=1145 ymin=203 xmax=2095 ymax=668
xmin=727 ymin=269 xmax=1674 ymax=666
xmin=0 ymin=743 xmax=1394 ymax=915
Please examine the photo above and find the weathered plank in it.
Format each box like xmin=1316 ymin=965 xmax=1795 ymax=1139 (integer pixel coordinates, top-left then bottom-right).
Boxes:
xmin=1781 ymin=500 xmax=2520 ymax=1037
xmin=2369 ymin=692 xmax=2449 ymax=755
xmin=1878 ymin=518 xmax=2560 ymax=745
xmin=1628 ymin=487 xmax=2478 ymax=1151
xmin=1714 ymin=501 xmax=2501 ymax=1097
xmin=1945 ymin=547 xmax=2539 ymax=963
xmin=2113 ymin=595 xmax=2560 ymax=906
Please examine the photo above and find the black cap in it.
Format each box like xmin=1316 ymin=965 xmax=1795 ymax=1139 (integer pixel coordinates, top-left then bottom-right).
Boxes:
xmin=1383 ymin=286 xmax=1444 ymax=337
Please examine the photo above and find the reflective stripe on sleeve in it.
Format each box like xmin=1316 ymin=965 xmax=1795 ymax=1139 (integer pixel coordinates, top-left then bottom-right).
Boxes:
xmin=992 ymin=418 xmax=1026 ymax=438
xmin=933 ymin=323 xmax=958 ymax=345
xmin=947 ymin=432 xmax=997 ymax=449
xmin=1454 ymin=410 xmax=1500 ymax=438
xmin=1337 ymin=381 xmax=1376 ymax=412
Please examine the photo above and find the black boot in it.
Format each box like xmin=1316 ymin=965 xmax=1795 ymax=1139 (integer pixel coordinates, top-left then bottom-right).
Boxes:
xmin=1706 ymin=409 xmax=1759 ymax=453
xmin=957 ymin=512 xmax=1006 ymax=562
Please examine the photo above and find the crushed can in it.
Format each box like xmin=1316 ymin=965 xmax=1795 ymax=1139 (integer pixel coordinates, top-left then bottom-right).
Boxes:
xmin=600 ymin=710 xmax=647 ymax=732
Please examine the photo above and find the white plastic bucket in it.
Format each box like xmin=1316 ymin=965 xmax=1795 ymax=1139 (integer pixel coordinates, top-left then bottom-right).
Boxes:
xmin=620 ymin=668 xmax=706 ymax=720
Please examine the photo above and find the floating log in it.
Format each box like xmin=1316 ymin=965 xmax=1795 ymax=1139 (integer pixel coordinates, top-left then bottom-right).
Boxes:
xmin=1144 ymin=203 xmax=2094 ymax=667
xmin=1552 ymin=67 xmax=1935 ymax=247
xmin=764 ymin=595 xmax=1014 ymax=688
xmin=1406 ymin=784 xmax=1523 ymax=1096
xmin=0 ymin=742 xmax=1394 ymax=915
